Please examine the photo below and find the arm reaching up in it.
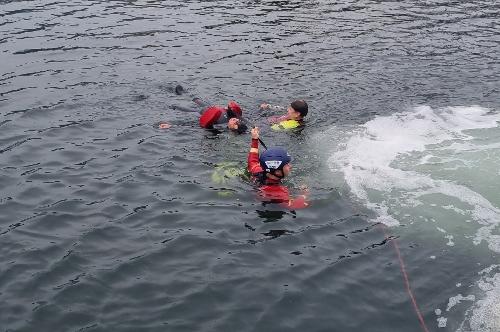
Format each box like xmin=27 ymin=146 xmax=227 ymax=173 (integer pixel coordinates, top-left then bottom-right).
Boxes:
xmin=248 ymin=127 xmax=262 ymax=174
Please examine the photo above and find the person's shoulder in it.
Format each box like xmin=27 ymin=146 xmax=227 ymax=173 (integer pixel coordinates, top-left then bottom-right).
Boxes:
xmin=200 ymin=106 xmax=224 ymax=128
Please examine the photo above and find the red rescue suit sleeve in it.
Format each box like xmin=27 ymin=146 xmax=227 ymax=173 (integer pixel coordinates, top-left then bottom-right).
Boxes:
xmin=247 ymin=138 xmax=262 ymax=174
xmin=199 ymin=106 xmax=224 ymax=128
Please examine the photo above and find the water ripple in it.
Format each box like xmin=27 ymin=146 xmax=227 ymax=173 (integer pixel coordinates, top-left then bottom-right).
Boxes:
xmin=0 ymin=0 xmax=499 ymax=331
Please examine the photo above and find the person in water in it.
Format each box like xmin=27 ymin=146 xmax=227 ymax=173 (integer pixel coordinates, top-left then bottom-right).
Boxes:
xmin=197 ymin=99 xmax=247 ymax=134
xmin=259 ymin=99 xmax=309 ymax=130
xmin=248 ymin=127 xmax=309 ymax=209
xmin=163 ymin=99 xmax=247 ymax=132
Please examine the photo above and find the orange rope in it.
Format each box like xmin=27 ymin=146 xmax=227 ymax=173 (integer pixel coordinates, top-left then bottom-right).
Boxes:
xmin=379 ymin=224 xmax=430 ymax=332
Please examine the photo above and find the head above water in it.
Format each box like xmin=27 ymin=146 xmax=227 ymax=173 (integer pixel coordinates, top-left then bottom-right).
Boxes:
xmin=259 ymin=147 xmax=292 ymax=179
xmin=288 ymin=99 xmax=308 ymax=120
xmin=228 ymin=117 xmax=248 ymax=134
xmin=227 ymin=100 xmax=242 ymax=118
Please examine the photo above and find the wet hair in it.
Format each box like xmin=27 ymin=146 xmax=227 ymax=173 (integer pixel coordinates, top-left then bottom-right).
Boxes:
xmin=291 ymin=100 xmax=308 ymax=118
xmin=226 ymin=101 xmax=242 ymax=118
xmin=235 ymin=122 xmax=248 ymax=134
xmin=227 ymin=109 xmax=238 ymax=119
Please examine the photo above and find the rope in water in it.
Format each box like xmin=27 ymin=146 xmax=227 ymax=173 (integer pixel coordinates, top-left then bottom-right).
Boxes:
xmin=183 ymin=84 xmax=428 ymax=329
xmin=379 ymin=224 xmax=430 ymax=332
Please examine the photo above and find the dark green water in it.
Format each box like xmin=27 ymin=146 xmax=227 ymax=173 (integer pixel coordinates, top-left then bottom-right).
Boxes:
xmin=1 ymin=1 xmax=499 ymax=331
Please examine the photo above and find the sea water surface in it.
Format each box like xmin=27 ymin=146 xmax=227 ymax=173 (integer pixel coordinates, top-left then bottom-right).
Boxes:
xmin=1 ymin=1 xmax=499 ymax=331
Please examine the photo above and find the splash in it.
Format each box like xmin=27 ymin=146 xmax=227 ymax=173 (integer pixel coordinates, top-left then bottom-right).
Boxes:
xmin=328 ymin=105 xmax=500 ymax=330
xmin=457 ymin=265 xmax=500 ymax=332
xmin=329 ymin=105 xmax=500 ymax=248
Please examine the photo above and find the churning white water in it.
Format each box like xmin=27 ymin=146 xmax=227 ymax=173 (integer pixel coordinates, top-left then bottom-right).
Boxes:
xmin=329 ymin=105 xmax=500 ymax=245
xmin=327 ymin=105 xmax=500 ymax=331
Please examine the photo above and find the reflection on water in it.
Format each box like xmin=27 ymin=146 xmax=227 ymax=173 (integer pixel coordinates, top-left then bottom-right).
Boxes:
xmin=256 ymin=209 xmax=293 ymax=222
xmin=1 ymin=0 xmax=499 ymax=331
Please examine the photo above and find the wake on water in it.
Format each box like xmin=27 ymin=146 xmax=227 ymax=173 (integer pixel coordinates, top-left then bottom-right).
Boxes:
xmin=325 ymin=106 xmax=500 ymax=331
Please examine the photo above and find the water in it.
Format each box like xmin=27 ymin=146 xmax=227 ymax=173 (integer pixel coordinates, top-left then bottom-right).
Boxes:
xmin=1 ymin=1 xmax=499 ymax=331
xmin=327 ymin=106 xmax=500 ymax=331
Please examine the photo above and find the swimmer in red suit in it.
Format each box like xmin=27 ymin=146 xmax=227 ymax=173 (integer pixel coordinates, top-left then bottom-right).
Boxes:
xmin=164 ymin=99 xmax=246 ymax=132
xmin=196 ymin=99 xmax=247 ymax=133
xmin=247 ymin=127 xmax=309 ymax=209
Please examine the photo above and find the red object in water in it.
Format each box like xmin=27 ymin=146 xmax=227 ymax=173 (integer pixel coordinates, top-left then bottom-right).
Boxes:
xmin=159 ymin=122 xmax=171 ymax=129
xmin=258 ymin=185 xmax=309 ymax=209
xmin=247 ymin=138 xmax=309 ymax=209
xmin=199 ymin=105 xmax=225 ymax=128
xmin=227 ymin=100 xmax=242 ymax=117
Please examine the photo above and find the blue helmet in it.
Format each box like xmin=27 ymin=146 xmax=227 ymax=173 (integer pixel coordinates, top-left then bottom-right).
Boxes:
xmin=259 ymin=147 xmax=291 ymax=174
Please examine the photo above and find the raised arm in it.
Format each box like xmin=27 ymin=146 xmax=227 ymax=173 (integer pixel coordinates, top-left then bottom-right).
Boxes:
xmin=247 ymin=127 xmax=263 ymax=174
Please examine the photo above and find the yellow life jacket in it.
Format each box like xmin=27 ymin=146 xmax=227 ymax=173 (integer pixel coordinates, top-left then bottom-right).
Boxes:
xmin=271 ymin=119 xmax=301 ymax=131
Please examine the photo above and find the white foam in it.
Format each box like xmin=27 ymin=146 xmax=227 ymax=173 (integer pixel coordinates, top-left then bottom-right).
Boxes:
xmin=333 ymin=106 xmax=498 ymax=175
xmin=457 ymin=266 xmax=500 ymax=332
xmin=328 ymin=106 xmax=500 ymax=253
xmin=447 ymin=294 xmax=476 ymax=311
xmin=445 ymin=235 xmax=455 ymax=246
xmin=474 ymin=226 xmax=500 ymax=253
xmin=438 ymin=316 xmax=448 ymax=328
xmin=327 ymin=107 xmax=500 ymax=330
